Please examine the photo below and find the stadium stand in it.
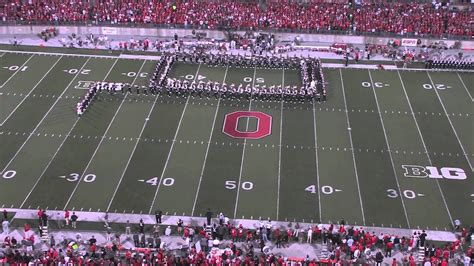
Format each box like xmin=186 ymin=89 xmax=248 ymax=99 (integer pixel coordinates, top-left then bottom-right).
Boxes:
xmin=1 ymin=216 xmax=473 ymax=264
xmin=0 ymin=0 xmax=472 ymax=38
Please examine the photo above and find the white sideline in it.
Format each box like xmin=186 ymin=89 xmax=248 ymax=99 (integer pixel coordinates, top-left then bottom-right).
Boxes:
xmin=0 ymin=49 xmax=121 ymax=59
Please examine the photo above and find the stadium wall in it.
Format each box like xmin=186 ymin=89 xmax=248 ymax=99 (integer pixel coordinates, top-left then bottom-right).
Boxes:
xmin=1 ymin=25 xmax=473 ymax=50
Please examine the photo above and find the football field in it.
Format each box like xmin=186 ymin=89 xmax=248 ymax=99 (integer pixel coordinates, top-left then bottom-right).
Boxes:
xmin=0 ymin=50 xmax=472 ymax=231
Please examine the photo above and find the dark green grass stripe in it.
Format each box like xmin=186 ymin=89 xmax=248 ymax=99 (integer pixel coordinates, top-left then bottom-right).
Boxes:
xmin=224 ymin=67 xmax=256 ymax=86
xmin=428 ymin=72 xmax=473 ymax=169
xmin=370 ymin=70 xmax=453 ymax=229
xmin=322 ymin=68 xmax=345 ymax=109
xmin=21 ymin=96 xmax=126 ymax=209
xmin=235 ymin=101 xmax=280 ymax=220
xmin=108 ymin=95 xmax=188 ymax=214
xmin=66 ymin=74 xmax=158 ymax=211
xmin=0 ymin=56 xmax=88 ymax=171
xmin=282 ymin=69 xmax=302 ymax=87
xmin=279 ymin=101 xmax=319 ymax=222
xmin=0 ymin=58 xmax=117 ymax=208
xmin=193 ymin=98 xmax=248 ymax=218
xmin=151 ymin=99 xmax=221 ymax=215
xmin=399 ymin=71 xmax=473 ymax=227
xmin=341 ymin=69 xmax=408 ymax=228
xmin=315 ymin=110 xmax=364 ymax=225
xmin=234 ymin=67 xmax=282 ymax=220
xmin=197 ymin=65 xmax=227 ymax=83
xmin=457 ymin=72 xmax=474 ymax=99
xmin=21 ymin=59 xmax=144 ymax=209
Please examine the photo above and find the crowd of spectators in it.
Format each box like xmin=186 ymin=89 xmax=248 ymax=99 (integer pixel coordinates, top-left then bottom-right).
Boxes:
xmin=0 ymin=0 xmax=472 ymax=38
xmin=1 ymin=208 xmax=473 ymax=265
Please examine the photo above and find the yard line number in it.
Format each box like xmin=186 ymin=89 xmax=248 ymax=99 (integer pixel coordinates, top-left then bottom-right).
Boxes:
xmin=422 ymin=83 xmax=450 ymax=90
xmin=226 ymin=180 xmax=254 ymax=190
xmin=1 ymin=170 xmax=17 ymax=179
xmin=3 ymin=65 xmax=28 ymax=72
xmin=243 ymin=77 xmax=264 ymax=83
xmin=64 ymin=69 xmax=91 ymax=75
xmin=139 ymin=177 xmax=175 ymax=187
xmin=305 ymin=185 xmax=341 ymax=195
xmin=361 ymin=82 xmax=389 ymax=88
xmin=123 ymin=72 xmax=148 ymax=78
xmin=386 ymin=189 xmax=422 ymax=199
xmin=59 ymin=173 xmax=96 ymax=183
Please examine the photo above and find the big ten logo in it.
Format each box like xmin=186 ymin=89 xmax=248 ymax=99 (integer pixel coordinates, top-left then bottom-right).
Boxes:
xmin=222 ymin=111 xmax=272 ymax=139
xmin=402 ymin=165 xmax=467 ymax=180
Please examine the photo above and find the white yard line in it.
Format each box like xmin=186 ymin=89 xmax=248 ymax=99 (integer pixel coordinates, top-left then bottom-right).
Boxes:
xmin=276 ymin=68 xmax=284 ymax=220
xmin=426 ymin=72 xmax=473 ymax=172
xmin=233 ymin=66 xmax=256 ymax=219
xmin=396 ymin=70 xmax=454 ymax=227
xmin=148 ymin=63 xmax=201 ymax=214
xmin=0 ymin=56 xmax=85 ymax=176
xmin=312 ymin=100 xmax=323 ymax=223
xmin=456 ymin=72 xmax=473 ymax=102
xmin=339 ymin=69 xmax=366 ymax=225
xmin=0 ymin=54 xmax=35 ymax=88
xmin=0 ymin=55 xmax=63 ymax=127
xmin=191 ymin=65 xmax=228 ymax=216
xmin=368 ymin=69 xmax=411 ymax=228
xmin=63 ymin=60 xmax=147 ymax=209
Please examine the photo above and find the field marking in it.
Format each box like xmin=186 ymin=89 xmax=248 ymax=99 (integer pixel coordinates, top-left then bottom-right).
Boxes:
xmin=312 ymin=100 xmax=323 ymax=223
xmin=396 ymin=70 xmax=454 ymax=227
xmin=191 ymin=65 xmax=228 ymax=216
xmin=456 ymin=73 xmax=473 ymax=102
xmin=233 ymin=66 xmax=256 ymax=219
xmin=276 ymin=68 xmax=284 ymax=220
xmin=106 ymin=93 xmax=161 ymax=211
xmin=0 ymin=54 xmax=35 ymax=88
xmin=368 ymin=69 xmax=410 ymax=228
xmin=148 ymin=63 xmax=201 ymax=214
xmin=426 ymin=72 xmax=473 ymax=172
xmin=0 ymin=56 xmax=85 ymax=175
xmin=0 ymin=55 xmax=63 ymax=127
xmin=0 ymin=49 xmax=121 ymax=59
xmin=339 ymin=69 xmax=366 ymax=225
xmin=63 ymin=59 xmax=146 ymax=209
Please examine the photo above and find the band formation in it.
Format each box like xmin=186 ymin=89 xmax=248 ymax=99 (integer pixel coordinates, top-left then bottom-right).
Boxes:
xmin=76 ymin=54 xmax=327 ymax=115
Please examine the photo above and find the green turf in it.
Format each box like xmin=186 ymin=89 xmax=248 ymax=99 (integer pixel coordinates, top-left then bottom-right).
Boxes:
xmin=0 ymin=50 xmax=472 ymax=231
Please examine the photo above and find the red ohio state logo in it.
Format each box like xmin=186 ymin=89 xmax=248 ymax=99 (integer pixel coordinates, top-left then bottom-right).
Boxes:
xmin=223 ymin=111 xmax=272 ymax=139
